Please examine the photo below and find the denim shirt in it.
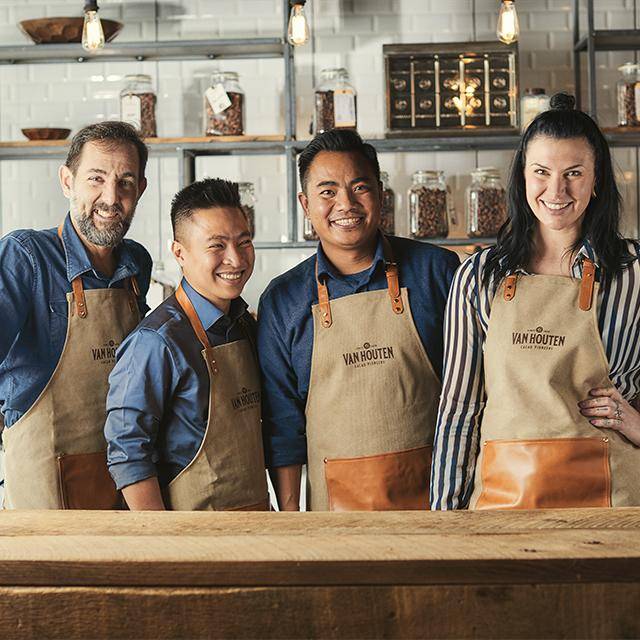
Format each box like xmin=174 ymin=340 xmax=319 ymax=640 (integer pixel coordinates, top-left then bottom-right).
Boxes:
xmin=0 ymin=213 xmax=152 ymax=428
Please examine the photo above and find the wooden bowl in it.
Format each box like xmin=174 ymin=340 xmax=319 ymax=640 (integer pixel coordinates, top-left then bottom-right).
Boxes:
xmin=22 ymin=128 xmax=72 ymax=141
xmin=19 ymin=17 xmax=123 ymax=45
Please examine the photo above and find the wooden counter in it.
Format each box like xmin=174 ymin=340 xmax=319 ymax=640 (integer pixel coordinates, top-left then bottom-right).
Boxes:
xmin=1 ymin=508 xmax=639 ymax=638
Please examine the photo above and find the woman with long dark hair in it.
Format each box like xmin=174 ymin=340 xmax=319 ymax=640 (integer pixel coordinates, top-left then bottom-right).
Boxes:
xmin=431 ymin=92 xmax=640 ymax=510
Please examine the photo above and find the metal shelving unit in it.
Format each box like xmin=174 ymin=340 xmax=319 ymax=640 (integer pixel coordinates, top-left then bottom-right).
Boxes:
xmin=0 ymin=3 xmax=525 ymax=248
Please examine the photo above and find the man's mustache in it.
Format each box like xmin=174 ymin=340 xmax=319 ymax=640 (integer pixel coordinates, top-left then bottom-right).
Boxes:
xmin=92 ymin=202 xmax=124 ymax=217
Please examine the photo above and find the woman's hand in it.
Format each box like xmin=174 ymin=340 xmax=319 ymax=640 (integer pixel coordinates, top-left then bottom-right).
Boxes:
xmin=579 ymin=387 xmax=640 ymax=447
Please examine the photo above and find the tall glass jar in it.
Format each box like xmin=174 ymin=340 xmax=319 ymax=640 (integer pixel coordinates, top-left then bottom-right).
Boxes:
xmin=521 ymin=87 xmax=550 ymax=131
xmin=120 ymin=74 xmax=157 ymax=138
xmin=314 ymin=68 xmax=357 ymax=135
xmin=408 ymin=170 xmax=449 ymax=239
xmin=379 ymin=171 xmax=395 ymax=235
xmin=466 ymin=168 xmax=507 ymax=238
xmin=617 ymin=62 xmax=640 ymax=126
xmin=238 ymin=182 xmax=256 ymax=238
xmin=303 ymin=217 xmax=318 ymax=241
xmin=204 ymin=71 xmax=245 ymax=136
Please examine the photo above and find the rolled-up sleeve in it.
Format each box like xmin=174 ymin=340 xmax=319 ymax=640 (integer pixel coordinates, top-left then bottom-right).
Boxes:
xmin=105 ymin=328 xmax=180 ymax=490
xmin=0 ymin=236 xmax=35 ymax=364
xmin=257 ymin=290 xmax=308 ymax=468
xmin=430 ymin=255 xmax=488 ymax=510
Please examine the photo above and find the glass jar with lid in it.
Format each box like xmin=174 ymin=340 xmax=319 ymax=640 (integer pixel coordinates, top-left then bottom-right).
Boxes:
xmin=204 ymin=71 xmax=245 ymax=136
xmin=314 ymin=67 xmax=357 ymax=135
xmin=120 ymin=74 xmax=157 ymax=138
xmin=617 ymin=62 xmax=640 ymax=126
xmin=408 ymin=170 xmax=450 ymax=239
xmin=466 ymin=167 xmax=507 ymax=238
xmin=520 ymin=87 xmax=550 ymax=131
xmin=238 ymin=182 xmax=256 ymax=238
xmin=379 ymin=171 xmax=395 ymax=235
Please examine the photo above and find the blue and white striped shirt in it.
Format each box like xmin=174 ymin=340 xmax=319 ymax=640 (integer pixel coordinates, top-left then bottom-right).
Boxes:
xmin=431 ymin=240 xmax=640 ymax=510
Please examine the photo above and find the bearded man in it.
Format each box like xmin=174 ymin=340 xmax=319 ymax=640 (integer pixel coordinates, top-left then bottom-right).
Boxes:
xmin=0 ymin=121 xmax=151 ymax=510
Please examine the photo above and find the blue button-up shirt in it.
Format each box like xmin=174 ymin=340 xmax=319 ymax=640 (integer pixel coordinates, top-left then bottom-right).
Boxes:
xmin=105 ymin=278 xmax=256 ymax=490
xmin=257 ymin=233 xmax=460 ymax=468
xmin=0 ymin=213 xmax=152 ymax=428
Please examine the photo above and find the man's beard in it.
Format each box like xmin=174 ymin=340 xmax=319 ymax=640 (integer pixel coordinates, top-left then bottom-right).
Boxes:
xmin=72 ymin=200 xmax=133 ymax=248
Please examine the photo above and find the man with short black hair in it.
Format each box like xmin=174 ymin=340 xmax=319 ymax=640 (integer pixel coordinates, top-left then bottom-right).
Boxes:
xmin=258 ymin=129 xmax=460 ymax=511
xmin=0 ymin=121 xmax=151 ymax=509
xmin=104 ymin=178 xmax=268 ymax=511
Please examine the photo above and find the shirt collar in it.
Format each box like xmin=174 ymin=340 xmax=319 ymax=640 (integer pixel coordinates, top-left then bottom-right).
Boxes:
xmin=316 ymin=231 xmax=386 ymax=282
xmin=181 ymin=278 xmax=248 ymax=332
xmin=60 ymin=212 xmax=142 ymax=284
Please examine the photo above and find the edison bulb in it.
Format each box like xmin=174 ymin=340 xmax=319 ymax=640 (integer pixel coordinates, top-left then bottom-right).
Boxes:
xmin=288 ymin=4 xmax=310 ymax=46
xmin=82 ymin=10 xmax=105 ymax=52
xmin=497 ymin=0 xmax=519 ymax=45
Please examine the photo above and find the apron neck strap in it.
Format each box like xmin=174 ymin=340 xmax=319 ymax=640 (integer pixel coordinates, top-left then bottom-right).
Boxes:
xmin=58 ymin=221 xmax=139 ymax=318
xmin=579 ymin=259 xmax=596 ymax=311
xmin=315 ymin=237 xmax=404 ymax=328
xmin=175 ymin=283 xmax=211 ymax=349
xmin=503 ymin=259 xmax=597 ymax=311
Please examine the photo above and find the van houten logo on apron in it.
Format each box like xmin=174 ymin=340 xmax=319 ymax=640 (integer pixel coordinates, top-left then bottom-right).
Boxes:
xmin=91 ymin=339 xmax=120 ymax=365
xmin=342 ymin=341 xmax=396 ymax=368
xmin=512 ymin=325 xmax=567 ymax=351
xmin=230 ymin=387 xmax=261 ymax=412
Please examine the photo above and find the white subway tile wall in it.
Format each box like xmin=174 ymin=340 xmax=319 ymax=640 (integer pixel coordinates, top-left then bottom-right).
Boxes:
xmin=1 ymin=0 xmax=638 ymax=309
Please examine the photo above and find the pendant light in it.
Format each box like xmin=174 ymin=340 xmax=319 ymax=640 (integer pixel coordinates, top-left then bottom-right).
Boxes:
xmin=82 ymin=1 xmax=105 ymax=52
xmin=497 ymin=0 xmax=519 ymax=45
xmin=287 ymin=1 xmax=310 ymax=46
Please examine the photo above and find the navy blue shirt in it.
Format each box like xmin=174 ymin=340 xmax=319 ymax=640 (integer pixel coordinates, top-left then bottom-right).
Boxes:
xmin=105 ymin=278 xmax=256 ymax=491
xmin=257 ymin=233 xmax=460 ymax=468
xmin=0 ymin=213 xmax=152 ymax=428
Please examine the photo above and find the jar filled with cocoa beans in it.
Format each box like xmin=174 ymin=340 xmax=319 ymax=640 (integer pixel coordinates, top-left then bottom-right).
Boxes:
xmin=408 ymin=170 xmax=449 ymax=239
xmin=313 ymin=68 xmax=357 ymax=135
xmin=120 ymin=74 xmax=157 ymax=138
xmin=238 ymin=182 xmax=256 ymax=238
xmin=617 ymin=63 xmax=640 ymax=127
xmin=379 ymin=171 xmax=395 ymax=235
xmin=520 ymin=88 xmax=549 ymax=131
xmin=204 ymin=71 xmax=245 ymax=136
xmin=466 ymin=168 xmax=507 ymax=238
xmin=303 ymin=217 xmax=319 ymax=241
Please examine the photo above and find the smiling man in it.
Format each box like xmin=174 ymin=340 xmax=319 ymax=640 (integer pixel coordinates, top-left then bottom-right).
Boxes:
xmin=0 ymin=121 xmax=151 ymax=509
xmin=258 ymin=129 xmax=460 ymax=511
xmin=104 ymin=178 xmax=268 ymax=511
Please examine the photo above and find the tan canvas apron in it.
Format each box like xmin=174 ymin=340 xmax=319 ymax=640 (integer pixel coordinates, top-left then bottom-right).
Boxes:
xmin=163 ymin=285 xmax=269 ymax=511
xmin=305 ymin=238 xmax=441 ymax=511
xmin=470 ymin=260 xmax=640 ymax=509
xmin=2 ymin=224 xmax=140 ymax=509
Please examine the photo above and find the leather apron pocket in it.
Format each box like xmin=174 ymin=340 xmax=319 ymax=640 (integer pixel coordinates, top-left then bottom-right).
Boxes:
xmin=324 ymin=444 xmax=432 ymax=511
xmin=476 ymin=437 xmax=611 ymax=510
xmin=57 ymin=451 xmax=122 ymax=510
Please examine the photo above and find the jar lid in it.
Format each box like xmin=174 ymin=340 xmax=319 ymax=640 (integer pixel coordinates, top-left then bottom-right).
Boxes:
xmin=379 ymin=171 xmax=389 ymax=181
xmin=471 ymin=166 xmax=501 ymax=179
xmin=211 ymin=71 xmax=240 ymax=82
xmin=524 ymin=87 xmax=546 ymax=95
xmin=413 ymin=170 xmax=443 ymax=179
xmin=618 ymin=62 xmax=639 ymax=73
xmin=320 ymin=67 xmax=349 ymax=79
xmin=124 ymin=74 xmax=152 ymax=83
xmin=238 ymin=181 xmax=254 ymax=190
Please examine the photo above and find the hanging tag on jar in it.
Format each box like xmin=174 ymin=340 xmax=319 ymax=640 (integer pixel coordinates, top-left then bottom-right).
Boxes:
xmin=333 ymin=89 xmax=356 ymax=127
xmin=121 ymin=95 xmax=142 ymax=130
xmin=206 ymin=84 xmax=232 ymax=114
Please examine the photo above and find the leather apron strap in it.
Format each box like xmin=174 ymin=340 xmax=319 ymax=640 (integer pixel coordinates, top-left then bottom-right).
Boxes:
xmin=57 ymin=221 xmax=139 ymax=319
xmin=175 ymin=283 xmax=212 ymax=349
xmin=315 ymin=236 xmax=404 ymax=329
xmin=503 ymin=259 xmax=596 ymax=311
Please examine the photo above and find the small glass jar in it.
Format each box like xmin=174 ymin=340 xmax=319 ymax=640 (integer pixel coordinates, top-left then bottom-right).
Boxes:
xmin=520 ymin=87 xmax=550 ymax=131
xmin=120 ymin=74 xmax=157 ymax=138
xmin=204 ymin=71 xmax=245 ymax=136
xmin=466 ymin=167 xmax=507 ymax=238
xmin=303 ymin=217 xmax=318 ymax=241
xmin=238 ymin=182 xmax=256 ymax=238
xmin=408 ymin=170 xmax=449 ymax=239
xmin=314 ymin=68 xmax=357 ymax=135
xmin=617 ymin=63 xmax=640 ymax=127
xmin=379 ymin=171 xmax=395 ymax=235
